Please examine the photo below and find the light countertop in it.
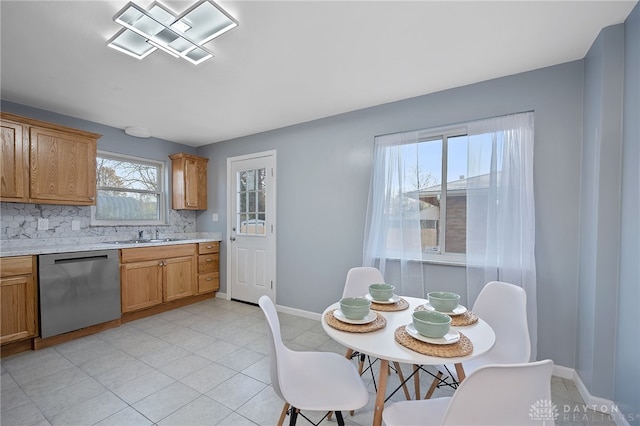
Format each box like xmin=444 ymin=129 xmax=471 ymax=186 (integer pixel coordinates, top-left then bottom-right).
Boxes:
xmin=0 ymin=232 xmax=223 ymax=257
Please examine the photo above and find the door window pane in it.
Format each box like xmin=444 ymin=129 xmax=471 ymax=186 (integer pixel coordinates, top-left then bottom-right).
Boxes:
xmin=237 ymin=167 xmax=266 ymax=235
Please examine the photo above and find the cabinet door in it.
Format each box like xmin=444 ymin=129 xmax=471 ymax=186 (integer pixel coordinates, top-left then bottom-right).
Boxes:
xmin=29 ymin=126 xmax=97 ymax=205
xmin=0 ymin=120 xmax=28 ymax=202
xmin=163 ymin=255 xmax=196 ymax=302
xmin=0 ymin=275 xmax=37 ymax=344
xmin=184 ymin=158 xmax=200 ymax=209
xmin=121 ymin=261 xmax=163 ymax=313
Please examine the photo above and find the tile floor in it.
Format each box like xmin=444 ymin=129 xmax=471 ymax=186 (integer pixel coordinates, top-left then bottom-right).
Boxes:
xmin=1 ymin=297 xmax=615 ymax=426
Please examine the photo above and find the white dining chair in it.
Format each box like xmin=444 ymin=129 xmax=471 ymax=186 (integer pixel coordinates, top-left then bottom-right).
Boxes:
xmin=341 ymin=267 xmax=412 ymax=403
xmin=383 ymin=359 xmax=555 ymax=426
xmin=258 ymin=295 xmax=369 ymax=426
xmin=428 ymin=280 xmax=531 ymax=393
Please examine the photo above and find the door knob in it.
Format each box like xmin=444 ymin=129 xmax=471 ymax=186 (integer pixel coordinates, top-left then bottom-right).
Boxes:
xmin=230 ymin=236 xmax=236 ymax=241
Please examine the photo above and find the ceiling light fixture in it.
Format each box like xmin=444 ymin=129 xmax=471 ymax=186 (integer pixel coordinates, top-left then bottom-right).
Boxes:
xmin=124 ymin=126 xmax=151 ymax=138
xmin=107 ymin=0 xmax=238 ymax=65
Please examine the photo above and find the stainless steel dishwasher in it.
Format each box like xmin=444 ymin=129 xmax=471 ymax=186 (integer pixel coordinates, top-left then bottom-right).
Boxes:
xmin=38 ymin=250 xmax=120 ymax=338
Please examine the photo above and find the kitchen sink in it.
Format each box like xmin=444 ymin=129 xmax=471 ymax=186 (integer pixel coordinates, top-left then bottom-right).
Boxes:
xmin=106 ymin=238 xmax=185 ymax=244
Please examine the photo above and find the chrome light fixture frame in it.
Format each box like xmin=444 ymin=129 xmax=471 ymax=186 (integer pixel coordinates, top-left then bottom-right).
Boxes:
xmin=107 ymin=0 xmax=238 ymax=65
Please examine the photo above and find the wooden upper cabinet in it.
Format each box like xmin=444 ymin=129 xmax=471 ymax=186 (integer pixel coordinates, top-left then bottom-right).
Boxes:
xmin=30 ymin=127 xmax=97 ymax=205
xmin=1 ymin=119 xmax=28 ymax=202
xmin=0 ymin=112 xmax=101 ymax=205
xmin=170 ymin=153 xmax=208 ymax=210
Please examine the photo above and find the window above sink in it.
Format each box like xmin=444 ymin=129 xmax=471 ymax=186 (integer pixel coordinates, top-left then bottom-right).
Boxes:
xmin=91 ymin=151 xmax=167 ymax=226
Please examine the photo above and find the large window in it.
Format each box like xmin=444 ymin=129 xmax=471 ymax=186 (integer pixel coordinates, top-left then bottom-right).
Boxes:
xmin=91 ymin=152 xmax=165 ymax=226
xmin=407 ymin=132 xmax=469 ymax=258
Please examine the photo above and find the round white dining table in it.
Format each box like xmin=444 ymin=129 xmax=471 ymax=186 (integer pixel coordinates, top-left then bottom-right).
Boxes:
xmin=321 ymin=296 xmax=495 ymax=426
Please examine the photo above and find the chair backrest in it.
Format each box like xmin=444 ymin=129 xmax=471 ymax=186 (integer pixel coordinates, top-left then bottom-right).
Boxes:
xmin=342 ymin=267 xmax=385 ymax=298
xmin=443 ymin=360 xmax=554 ymax=425
xmin=470 ymin=281 xmax=531 ymax=366
xmin=258 ymin=295 xmax=287 ymax=401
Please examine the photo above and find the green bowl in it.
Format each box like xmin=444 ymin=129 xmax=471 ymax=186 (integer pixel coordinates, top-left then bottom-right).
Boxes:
xmin=368 ymin=283 xmax=395 ymax=301
xmin=339 ymin=297 xmax=371 ymax=320
xmin=427 ymin=292 xmax=460 ymax=312
xmin=412 ymin=310 xmax=451 ymax=338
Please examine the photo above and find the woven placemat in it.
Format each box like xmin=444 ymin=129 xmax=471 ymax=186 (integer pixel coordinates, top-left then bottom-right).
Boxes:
xmin=414 ymin=305 xmax=478 ymax=326
xmin=370 ymin=297 xmax=410 ymax=312
xmin=394 ymin=325 xmax=473 ymax=358
xmin=325 ymin=309 xmax=387 ymax=333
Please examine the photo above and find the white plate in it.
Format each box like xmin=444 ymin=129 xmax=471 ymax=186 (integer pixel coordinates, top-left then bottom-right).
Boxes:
xmin=365 ymin=294 xmax=401 ymax=304
xmin=423 ymin=302 xmax=467 ymax=316
xmin=405 ymin=323 xmax=460 ymax=345
xmin=333 ymin=310 xmax=377 ymax=325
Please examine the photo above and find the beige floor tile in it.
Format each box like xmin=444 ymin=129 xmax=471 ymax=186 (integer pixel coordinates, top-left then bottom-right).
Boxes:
xmin=157 ymin=395 xmax=233 ymax=426
xmin=132 ymin=381 xmax=201 ymax=423
xmin=205 ymin=372 xmax=267 ymax=410
xmin=93 ymin=406 xmax=154 ymax=426
xmin=109 ymin=370 xmax=175 ymax=405
xmin=50 ymin=390 xmax=127 ymax=426
xmin=180 ymin=362 xmax=237 ymax=393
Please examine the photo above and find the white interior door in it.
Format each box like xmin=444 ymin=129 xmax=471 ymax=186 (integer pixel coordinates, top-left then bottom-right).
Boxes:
xmin=227 ymin=151 xmax=276 ymax=304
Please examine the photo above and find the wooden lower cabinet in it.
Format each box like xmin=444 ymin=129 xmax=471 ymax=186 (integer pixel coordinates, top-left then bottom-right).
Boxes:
xmin=164 ymin=255 xmax=197 ymax=302
xmin=120 ymin=244 xmax=197 ymax=313
xmin=197 ymin=241 xmax=220 ymax=294
xmin=1 ymin=256 xmax=38 ymax=345
xmin=120 ymin=260 xmax=163 ymax=313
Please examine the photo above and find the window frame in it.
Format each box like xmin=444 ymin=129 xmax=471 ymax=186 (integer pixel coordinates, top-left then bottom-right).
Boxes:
xmin=90 ymin=151 xmax=167 ymax=226
xmin=413 ymin=125 xmax=467 ymax=265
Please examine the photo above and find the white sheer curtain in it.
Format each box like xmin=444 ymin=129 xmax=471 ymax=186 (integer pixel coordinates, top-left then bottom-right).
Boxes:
xmin=363 ymin=131 xmax=425 ymax=297
xmin=466 ymin=111 xmax=537 ymax=359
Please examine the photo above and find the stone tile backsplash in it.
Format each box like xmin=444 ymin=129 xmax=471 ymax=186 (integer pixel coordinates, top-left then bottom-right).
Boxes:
xmin=0 ymin=202 xmax=196 ymax=241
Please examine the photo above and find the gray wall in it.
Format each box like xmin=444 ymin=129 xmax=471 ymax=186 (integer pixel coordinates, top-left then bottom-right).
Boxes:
xmin=196 ymin=60 xmax=585 ymax=369
xmin=616 ymin=3 xmax=640 ymax=422
xmin=578 ymin=24 xmax=625 ymax=401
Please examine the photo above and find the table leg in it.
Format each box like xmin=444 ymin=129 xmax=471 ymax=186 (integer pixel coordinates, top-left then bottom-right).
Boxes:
xmin=454 ymin=363 xmax=466 ymax=382
xmin=413 ymin=365 xmax=421 ymax=399
xmin=373 ymin=359 xmax=389 ymax=426
xmin=392 ymin=362 xmax=411 ymax=400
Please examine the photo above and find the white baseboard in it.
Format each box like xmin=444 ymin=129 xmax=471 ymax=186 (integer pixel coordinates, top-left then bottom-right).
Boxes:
xmin=276 ymin=304 xmax=322 ymax=321
xmin=554 ymin=366 xmax=629 ymax=426
xmin=553 ymin=365 xmax=574 ymax=379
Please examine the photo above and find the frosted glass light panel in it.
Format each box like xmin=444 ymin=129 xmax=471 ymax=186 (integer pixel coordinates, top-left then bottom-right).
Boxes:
xmin=237 ymin=168 xmax=266 ymax=235
xmin=108 ymin=0 xmax=237 ymax=64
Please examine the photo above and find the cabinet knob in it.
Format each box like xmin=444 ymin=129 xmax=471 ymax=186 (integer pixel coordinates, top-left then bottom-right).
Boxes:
xmin=206 ymin=245 xmax=213 ymax=249
xmin=206 ymin=258 xmax=212 ymax=262
xmin=89 ymin=196 xmax=95 ymax=201
xmin=206 ymin=277 xmax=213 ymax=281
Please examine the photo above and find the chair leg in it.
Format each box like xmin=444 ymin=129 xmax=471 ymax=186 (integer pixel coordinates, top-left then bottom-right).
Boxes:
xmin=277 ymin=402 xmax=290 ymax=426
xmin=335 ymin=411 xmax=345 ymax=426
xmin=288 ymin=407 xmax=298 ymax=426
xmin=424 ymin=371 xmax=443 ymax=399
xmin=358 ymin=353 xmax=365 ymax=376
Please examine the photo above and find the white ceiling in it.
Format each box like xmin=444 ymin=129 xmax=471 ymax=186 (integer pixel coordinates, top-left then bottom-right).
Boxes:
xmin=1 ymin=1 xmax=637 ymax=147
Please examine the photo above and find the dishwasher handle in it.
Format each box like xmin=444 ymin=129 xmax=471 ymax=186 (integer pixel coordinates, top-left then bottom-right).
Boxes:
xmin=54 ymin=255 xmax=109 ymax=265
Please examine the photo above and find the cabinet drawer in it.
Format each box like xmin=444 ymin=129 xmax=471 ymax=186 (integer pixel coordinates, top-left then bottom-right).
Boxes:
xmin=1 ymin=256 xmax=34 ymax=277
xmin=198 ymin=272 xmax=219 ymax=294
xmin=198 ymin=241 xmax=219 ymax=254
xmin=198 ymin=253 xmax=219 ymax=273
xmin=121 ymin=244 xmax=196 ymax=263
